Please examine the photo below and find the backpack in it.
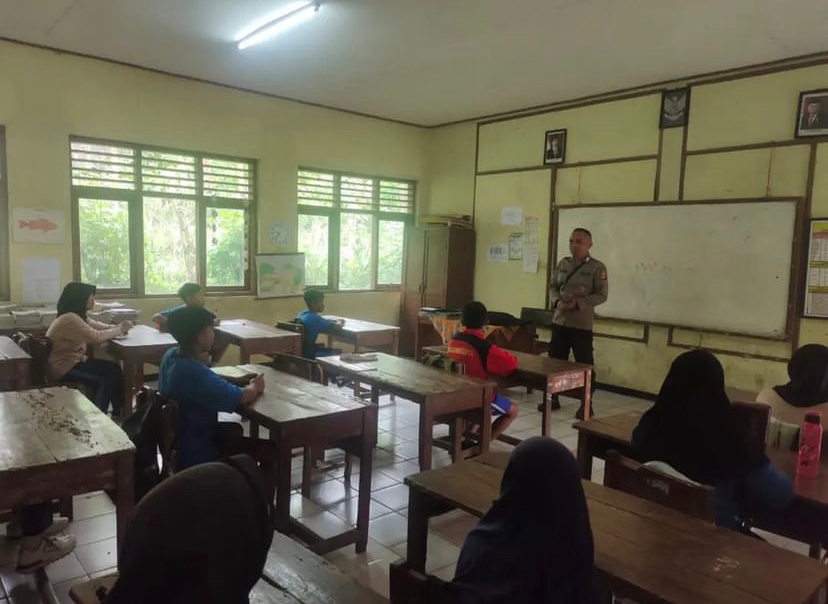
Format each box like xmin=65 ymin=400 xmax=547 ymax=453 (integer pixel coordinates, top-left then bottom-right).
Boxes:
xmin=120 ymin=389 xmax=164 ymax=502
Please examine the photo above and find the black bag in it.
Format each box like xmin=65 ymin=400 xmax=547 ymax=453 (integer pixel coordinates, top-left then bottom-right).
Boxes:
xmin=120 ymin=391 xmax=164 ymax=502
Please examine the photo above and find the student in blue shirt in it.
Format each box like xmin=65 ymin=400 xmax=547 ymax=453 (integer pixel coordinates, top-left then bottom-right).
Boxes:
xmin=152 ymin=282 xmax=219 ymax=332
xmin=159 ymin=306 xmax=267 ymax=473
xmin=296 ymin=289 xmax=343 ymax=358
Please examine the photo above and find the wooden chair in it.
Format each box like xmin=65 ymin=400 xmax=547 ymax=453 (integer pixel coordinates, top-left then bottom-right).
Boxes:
xmin=268 ymin=352 xmax=353 ymax=490
xmin=428 ymin=359 xmax=487 ymax=462
xmin=276 ymin=319 xmax=315 ymax=359
xmin=603 ymin=450 xmax=715 ymax=521
xmin=158 ymin=394 xmax=179 ymax=478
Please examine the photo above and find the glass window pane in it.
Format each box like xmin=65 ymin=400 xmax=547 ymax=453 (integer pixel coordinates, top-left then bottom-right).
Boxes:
xmin=143 ymin=197 xmax=197 ymax=295
xmin=339 ymin=213 xmax=372 ymax=290
xmin=206 ymin=206 xmax=247 ymax=287
xmin=78 ymin=198 xmax=131 ymax=289
xmin=297 ymin=214 xmax=329 ymax=287
xmin=377 ymin=220 xmax=405 ymax=285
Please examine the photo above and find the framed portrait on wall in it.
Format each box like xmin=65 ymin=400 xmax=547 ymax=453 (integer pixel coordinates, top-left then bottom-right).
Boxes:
xmin=795 ymin=89 xmax=828 ymax=138
xmin=542 ymin=129 xmax=567 ymax=165
xmin=660 ymin=88 xmax=690 ymax=129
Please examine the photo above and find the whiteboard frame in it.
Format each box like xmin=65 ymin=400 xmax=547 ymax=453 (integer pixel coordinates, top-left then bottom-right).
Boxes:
xmin=551 ymin=197 xmax=805 ymax=341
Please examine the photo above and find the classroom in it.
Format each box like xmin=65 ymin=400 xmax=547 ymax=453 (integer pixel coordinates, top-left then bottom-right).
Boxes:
xmin=1 ymin=1 xmax=828 ymax=603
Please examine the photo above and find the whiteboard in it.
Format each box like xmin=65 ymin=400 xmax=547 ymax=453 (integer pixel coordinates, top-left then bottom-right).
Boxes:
xmin=555 ymin=201 xmax=797 ymax=337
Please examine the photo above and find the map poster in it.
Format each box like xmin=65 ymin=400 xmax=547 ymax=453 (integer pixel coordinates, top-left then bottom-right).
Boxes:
xmin=255 ymin=253 xmax=306 ymax=298
xmin=12 ymin=208 xmax=66 ymax=244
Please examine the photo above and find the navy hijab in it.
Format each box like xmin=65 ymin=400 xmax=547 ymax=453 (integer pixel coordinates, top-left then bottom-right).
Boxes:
xmin=105 ymin=455 xmax=273 ymax=604
xmin=774 ymin=344 xmax=828 ymax=408
xmin=438 ymin=437 xmax=600 ymax=604
xmin=633 ymin=350 xmax=767 ymax=484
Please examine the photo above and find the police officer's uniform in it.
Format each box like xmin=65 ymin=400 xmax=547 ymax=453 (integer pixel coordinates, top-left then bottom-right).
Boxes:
xmin=548 ymin=255 xmax=608 ymax=418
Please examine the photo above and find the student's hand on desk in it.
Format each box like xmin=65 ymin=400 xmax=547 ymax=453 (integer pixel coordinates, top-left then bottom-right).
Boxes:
xmin=119 ymin=320 xmax=135 ymax=334
xmin=251 ymin=373 xmax=265 ymax=394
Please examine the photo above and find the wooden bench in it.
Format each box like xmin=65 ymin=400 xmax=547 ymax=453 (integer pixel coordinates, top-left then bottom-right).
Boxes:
xmin=70 ymin=534 xmax=389 ymax=603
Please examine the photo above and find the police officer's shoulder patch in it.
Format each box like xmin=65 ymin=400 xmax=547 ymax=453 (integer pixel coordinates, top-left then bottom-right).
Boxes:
xmin=600 ymin=270 xmax=607 ymax=280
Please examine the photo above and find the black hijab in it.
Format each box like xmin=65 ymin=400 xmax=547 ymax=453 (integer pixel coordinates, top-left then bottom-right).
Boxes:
xmin=437 ymin=438 xmax=600 ymax=604
xmin=632 ymin=350 xmax=767 ymax=484
xmin=774 ymin=344 xmax=828 ymax=408
xmin=105 ymin=455 xmax=274 ymax=604
xmin=56 ymin=281 xmax=96 ymax=321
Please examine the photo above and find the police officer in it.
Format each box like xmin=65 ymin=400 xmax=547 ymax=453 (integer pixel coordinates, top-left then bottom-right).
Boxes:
xmin=548 ymin=227 xmax=608 ymax=419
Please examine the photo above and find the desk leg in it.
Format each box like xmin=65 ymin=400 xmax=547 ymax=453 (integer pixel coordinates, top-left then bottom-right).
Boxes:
xmin=239 ymin=344 xmax=251 ymax=364
xmin=115 ymin=451 xmax=135 ymax=555
xmin=582 ymin=369 xmax=592 ymax=420
xmin=576 ymin=432 xmax=594 ymax=480
xmin=210 ymin=332 xmax=231 ymax=365
xmin=273 ymin=432 xmax=292 ymax=534
xmin=542 ymin=385 xmax=553 ymax=437
xmin=15 ymin=360 xmax=31 ymax=390
xmin=406 ymin=489 xmax=430 ymax=573
xmin=418 ymin=402 xmax=433 ymax=472
xmin=392 ymin=331 xmax=400 ymax=356
xmin=121 ymin=357 xmax=140 ymax=416
xmin=356 ymin=406 xmax=377 ymax=552
xmin=479 ymin=387 xmax=492 ymax=454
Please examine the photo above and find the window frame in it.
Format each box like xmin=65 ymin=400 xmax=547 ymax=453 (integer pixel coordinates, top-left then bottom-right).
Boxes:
xmin=70 ymin=136 xmax=257 ymax=297
xmin=297 ymin=167 xmax=415 ymax=293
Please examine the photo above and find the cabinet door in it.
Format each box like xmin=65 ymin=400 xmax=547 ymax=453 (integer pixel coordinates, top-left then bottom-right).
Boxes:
xmin=398 ymin=227 xmax=427 ymax=356
xmin=444 ymin=228 xmax=476 ymax=308
xmin=423 ymin=228 xmax=449 ymax=308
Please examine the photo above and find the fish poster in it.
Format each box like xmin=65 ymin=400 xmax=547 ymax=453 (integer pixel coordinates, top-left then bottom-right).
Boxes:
xmin=12 ymin=208 xmax=66 ymax=244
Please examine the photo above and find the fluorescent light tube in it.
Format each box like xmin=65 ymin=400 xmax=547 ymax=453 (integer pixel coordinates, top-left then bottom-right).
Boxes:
xmin=236 ymin=1 xmax=321 ymax=50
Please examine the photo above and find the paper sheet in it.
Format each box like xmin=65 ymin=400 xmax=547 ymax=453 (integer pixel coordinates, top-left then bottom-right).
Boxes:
xmin=487 ymin=244 xmax=508 ymax=262
xmin=22 ymin=258 xmax=61 ymax=304
xmin=522 ymin=243 xmax=539 ymax=273
xmin=524 ymin=215 xmax=540 ymax=244
xmin=508 ymin=233 xmax=523 ymax=260
xmin=13 ymin=208 xmax=67 ymax=244
xmin=500 ymin=207 xmax=523 ymax=226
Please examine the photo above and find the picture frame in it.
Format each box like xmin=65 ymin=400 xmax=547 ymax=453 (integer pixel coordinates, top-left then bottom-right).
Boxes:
xmin=795 ymin=89 xmax=828 ymax=138
xmin=660 ymin=87 xmax=690 ymax=129
xmin=542 ymin=129 xmax=567 ymax=165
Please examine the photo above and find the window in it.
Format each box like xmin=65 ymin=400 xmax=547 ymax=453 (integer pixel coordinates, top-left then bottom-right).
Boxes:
xmin=297 ymin=169 xmax=414 ymax=290
xmin=0 ymin=126 xmax=8 ymax=300
xmin=70 ymin=138 xmax=255 ymax=295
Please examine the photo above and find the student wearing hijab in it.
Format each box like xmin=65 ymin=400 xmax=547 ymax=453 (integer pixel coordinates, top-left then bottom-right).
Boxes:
xmin=757 ymin=344 xmax=828 ymax=449
xmin=104 ymin=455 xmax=274 ymax=604
xmin=632 ymin=350 xmax=794 ymax=532
xmin=46 ymin=281 xmax=133 ymax=415
xmin=432 ymin=437 xmax=609 ymax=604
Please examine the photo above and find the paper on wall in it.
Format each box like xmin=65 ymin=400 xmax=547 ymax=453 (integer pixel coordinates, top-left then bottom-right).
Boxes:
xmin=524 ymin=215 xmax=540 ymax=244
xmin=508 ymin=233 xmax=523 ymax=260
xmin=13 ymin=208 xmax=67 ymax=244
xmin=487 ymin=244 xmax=508 ymax=262
xmin=500 ymin=207 xmax=523 ymax=226
xmin=522 ymin=243 xmax=539 ymax=273
xmin=22 ymin=257 xmax=61 ymax=304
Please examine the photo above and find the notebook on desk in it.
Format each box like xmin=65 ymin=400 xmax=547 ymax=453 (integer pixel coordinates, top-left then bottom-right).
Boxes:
xmin=212 ymin=366 xmax=258 ymax=386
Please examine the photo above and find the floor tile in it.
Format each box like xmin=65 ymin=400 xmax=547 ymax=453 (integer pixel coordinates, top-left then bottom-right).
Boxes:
xmin=366 ymin=513 xmax=408 ymax=548
xmin=370 ymin=484 xmax=410 ymax=511
xmin=44 ymin=551 xmax=86 ymax=584
xmin=71 ymin=492 xmax=115 ymax=521
xmin=391 ymin=533 xmax=461 ymax=572
xmin=52 ymin=576 xmax=90 ymax=604
xmin=345 ymin=468 xmax=399 ymax=491
xmin=296 ymin=511 xmax=354 ymax=540
xmin=305 ymin=480 xmax=357 ymax=508
xmin=325 ymin=498 xmax=393 ymax=525
xmin=75 ymin=538 xmax=117 ymax=575
xmin=290 ymin=493 xmax=325 ymax=519
xmin=377 ymin=460 xmax=421 ymax=483
xmin=68 ymin=514 xmax=116 ymax=547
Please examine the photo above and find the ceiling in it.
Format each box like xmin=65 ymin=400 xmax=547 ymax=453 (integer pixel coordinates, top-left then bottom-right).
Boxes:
xmin=2 ymin=0 xmax=828 ymax=126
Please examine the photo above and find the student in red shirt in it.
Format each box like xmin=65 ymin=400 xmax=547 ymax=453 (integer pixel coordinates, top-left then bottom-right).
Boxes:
xmin=448 ymin=301 xmax=519 ymax=441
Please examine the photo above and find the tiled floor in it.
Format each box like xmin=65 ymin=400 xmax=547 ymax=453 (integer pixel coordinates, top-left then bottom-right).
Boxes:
xmin=0 ymin=386 xmax=811 ymax=602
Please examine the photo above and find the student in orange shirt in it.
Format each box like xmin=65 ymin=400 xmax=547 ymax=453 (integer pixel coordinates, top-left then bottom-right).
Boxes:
xmin=447 ymin=302 xmax=519 ymax=441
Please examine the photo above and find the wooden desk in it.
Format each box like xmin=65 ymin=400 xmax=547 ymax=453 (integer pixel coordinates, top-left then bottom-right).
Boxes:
xmin=214 ymin=320 xmax=301 ymax=363
xmin=325 ymin=317 xmax=401 ymax=355
xmin=316 ymin=353 xmax=494 ymax=471
xmin=107 ymin=325 xmax=177 ymax=415
xmin=0 ymin=335 xmax=31 ymax=390
xmin=423 ymin=344 xmax=592 ymax=437
xmin=233 ymin=364 xmax=376 ymax=554
xmin=0 ymin=388 xmax=135 ymax=553
xmin=401 ymin=452 xmax=828 ymax=604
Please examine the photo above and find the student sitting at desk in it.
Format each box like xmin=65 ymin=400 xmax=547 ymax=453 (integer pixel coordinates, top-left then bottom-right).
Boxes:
xmin=632 ymin=350 xmax=793 ymax=533
xmin=757 ymin=344 xmax=828 ymax=450
xmin=431 ymin=437 xmax=609 ymax=603
xmin=447 ymin=301 xmax=519 ymax=441
xmin=296 ymin=289 xmax=343 ymax=359
xmin=152 ymin=282 xmax=219 ymax=332
xmin=46 ymin=281 xmax=133 ymax=415
xmin=159 ymin=306 xmax=272 ymax=490
xmin=104 ymin=455 xmax=273 ymax=604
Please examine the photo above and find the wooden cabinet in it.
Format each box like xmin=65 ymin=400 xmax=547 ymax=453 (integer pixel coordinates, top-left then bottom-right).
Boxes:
xmin=399 ymin=226 xmax=475 ymax=356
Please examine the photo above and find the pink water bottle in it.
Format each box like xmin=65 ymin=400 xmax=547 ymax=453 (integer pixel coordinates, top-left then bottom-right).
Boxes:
xmin=797 ymin=411 xmax=823 ymax=479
